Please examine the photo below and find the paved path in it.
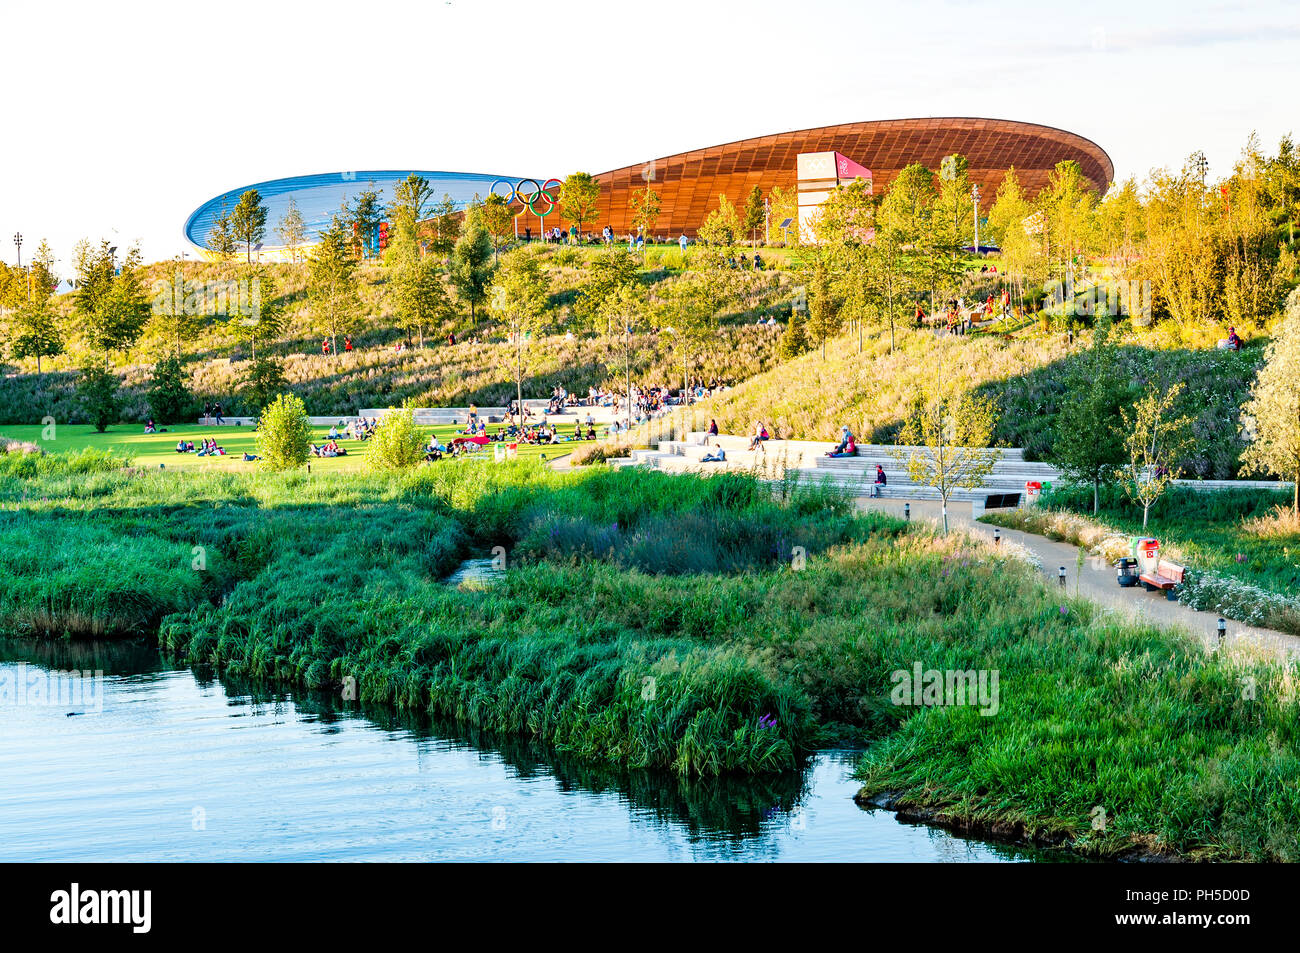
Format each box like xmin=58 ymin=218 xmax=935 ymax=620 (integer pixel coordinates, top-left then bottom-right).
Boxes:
xmin=854 ymin=497 xmax=1300 ymax=661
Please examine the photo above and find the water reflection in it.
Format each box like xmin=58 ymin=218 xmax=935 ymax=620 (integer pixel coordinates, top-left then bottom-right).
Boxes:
xmin=0 ymin=638 xmax=1067 ymax=862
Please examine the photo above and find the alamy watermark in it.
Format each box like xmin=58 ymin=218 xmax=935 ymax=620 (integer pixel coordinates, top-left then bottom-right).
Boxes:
xmin=0 ymin=663 xmax=105 ymax=713
xmin=151 ymin=273 xmax=263 ymax=322
xmin=1042 ymin=275 xmax=1152 ymax=323
xmin=890 ymin=662 xmax=1000 ymax=716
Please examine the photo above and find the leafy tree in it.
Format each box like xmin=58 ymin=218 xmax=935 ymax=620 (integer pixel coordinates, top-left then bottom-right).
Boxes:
xmin=146 ymin=353 xmax=192 ymax=423
xmin=448 ymin=216 xmax=495 ymax=330
xmin=7 ymin=289 xmax=64 ymax=377
xmin=1139 ymin=159 xmax=1219 ymax=328
xmin=1037 ymin=159 xmax=1097 ymax=281
xmin=892 ymin=349 xmax=1000 ymax=535
xmin=389 ymin=174 xmax=433 ymax=233
xmin=491 ymin=248 xmax=552 ymax=415
xmin=743 ymin=185 xmax=765 ymax=246
xmin=935 ymin=153 xmax=971 ymax=258
xmin=768 ymin=184 xmax=798 ymax=246
xmin=1240 ymin=291 xmax=1300 ymax=514
xmin=1051 ymin=319 xmax=1128 ymax=513
xmin=804 ymin=259 xmax=842 ymax=358
xmin=776 ymin=307 xmax=809 ymax=359
xmin=242 ymin=356 xmax=289 ymax=414
xmin=76 ymin=358 xmax=120 ymax=432
xmin=697 ymin=193 xmax=741 ymax=262
xmin=628 ymin=185 xmax=661 ymax=244
xmin=307 ymin=218 xmax=361 ymax=356
xmin=276 ymin=197 xmax=306 ymax=264
xmin=149 ymin=263 xmax=201 ymax=358
xmin=368 ymin=405 xmax=426 ymax=471
xmin=206 ymin=206 xmax=237 ymax=261
xmin=427 ymin=193 xmax=461 ymax=259
xmin=390 ymin=246 xmax=450 ymax=347
xmin=558 ymin=172 xmax=601 ymax=238
xmin=232 ymin=268 xmax=285 ymax=361
xmin=30 ymin=239 xmax=57 ymax=298
xmin=230 ymin=189 xmax=269 ymax=264
xmin=575 ymin=247 xmax=639 ymax=334
xmin=343 ymin=185 xmax=386 ymax=259
xmin=1122 ymin=380 xmax=1196 ymax=528
xmin=74 ymin=241 xmax=149 ymax=357
xmin=481 ymin=193 xmax=516 ymax=256
xmin=257 ymin=392 xmax=313 ymax=470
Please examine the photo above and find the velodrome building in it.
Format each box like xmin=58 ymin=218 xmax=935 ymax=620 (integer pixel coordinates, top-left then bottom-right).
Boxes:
xmin=184 ymin=117 xmax=1112 ymax=258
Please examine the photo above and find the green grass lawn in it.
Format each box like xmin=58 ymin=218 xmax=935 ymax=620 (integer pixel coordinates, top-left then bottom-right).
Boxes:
xmin=0 ymin=422 xmax=588 ymax=472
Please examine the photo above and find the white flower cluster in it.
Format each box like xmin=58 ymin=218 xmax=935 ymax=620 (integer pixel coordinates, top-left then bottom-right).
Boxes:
xmin=1179 ymin=571 xmax=1300 ymax=630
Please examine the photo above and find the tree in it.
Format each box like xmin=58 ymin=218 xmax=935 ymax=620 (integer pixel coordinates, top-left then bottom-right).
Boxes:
xmin=76 ymin=358 xmax=120 ymax=432
xmin=206 ymin=206 xmax=237 ymax=261
xmin=390 ymin=246 xmax=450 ymax=347
xmin=892 ymin=349 xmax=1000 ymax=535
xmin=343 ymin=186 xmax=386 ymax=259
xmin=307 ymin=218 xmax=361 ymax=357
xmin=8 ymin=290 xmax=64 ymax=377
xmin=368 ymin=405 xmax=426 ymax=471
xmin=935 ymin=153 xmax=971 ymax=258
xmin=277 ymin=197 xmax=306 ymax=264
xmin=1138 ymin=159 xmax=1218 ymax=328
xmin=149 ymin=263 xmax=201 ymax=358
xmin=1240 ymin=291 xmax=1300 ymax=514
xmin=575 ymin=247 xmax=639 ymax=335
xmin=777 ymin=307 xmax=809 ymax=359
xmin=768 ymin=185 xmax=799 ymax=246
xmin=481 ymin=192 xmax=516 ymax=257
xmin=558 ymin=172 xmax=601 ymax=238
xmin=743 ymin=185 xmax=765 ymax=246
xmin=146 ymin=353 xmax=192 ymax=423
xmin=427 ymin=193 xmax=461 ymax=259
xmin=232 ymin=268 xmax=285 ymax=361
xmin=230 ymin=189 xmax=268 ymax=264
xmin=628 ymin=185 xmax=661 ymax=245
xmin=242 ymin=356 xmax=288 ymax=415
xmin=1122 ymin=380 xmax=1195 ymax=528
xmin=697 ymin=194 xmax=741 ymax=259
xmin=75 ymin=242 xmax=149 ymax=358
xmin=448 ymin=216 xmax=495 ymax=331
xmin=257 ymin=393 xmax=313 ymax=470
xmin=491 ymin=248 xmax=552 ymax=417
xmin=389 ymin=174 xmax=433 ymax=233
xmin=1051 ymin=319 xmax=1129 ymax=513
xmin=804 ymin=259 xmax=842 ymax=358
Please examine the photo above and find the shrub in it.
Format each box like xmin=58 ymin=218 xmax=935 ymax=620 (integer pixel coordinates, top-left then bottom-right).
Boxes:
xmin=242 ymin=356 xmax=288 ymax=415
xmin=367 ymin=406 xmax=426 ymax=472
xmin=146 ymin=354 xmax=193 ymax=423
xmin=76 ymin=360 xmax=120 ymax=432
xmin=256 ymin=393 xmax=313 ymax=470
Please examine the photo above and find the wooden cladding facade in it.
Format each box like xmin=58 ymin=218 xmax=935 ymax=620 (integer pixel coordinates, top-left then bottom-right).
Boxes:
xmin=538 ymin=117 xmax=1113 ymax=240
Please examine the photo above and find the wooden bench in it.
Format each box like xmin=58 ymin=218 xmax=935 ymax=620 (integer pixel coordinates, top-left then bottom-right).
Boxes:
xmin=1139 ymin=559 xmax=1186 ymax=599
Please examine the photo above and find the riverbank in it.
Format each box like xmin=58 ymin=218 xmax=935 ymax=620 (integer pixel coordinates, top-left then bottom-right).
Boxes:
xmin=3 ymin=453 xmax=1299 ymax=859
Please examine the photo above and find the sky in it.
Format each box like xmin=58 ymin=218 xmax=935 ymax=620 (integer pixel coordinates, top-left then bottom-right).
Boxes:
xmin=2 ymin=0 xmax=1296 ymax=274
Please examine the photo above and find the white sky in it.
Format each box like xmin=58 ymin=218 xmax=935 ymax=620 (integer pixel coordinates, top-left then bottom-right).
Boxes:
xmin=2 ymin=0 xmax=1296 ymax=273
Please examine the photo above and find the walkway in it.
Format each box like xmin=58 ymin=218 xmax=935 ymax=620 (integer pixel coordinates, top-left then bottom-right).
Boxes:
xmin=854 ymin=497 xmax=1300 ymax=661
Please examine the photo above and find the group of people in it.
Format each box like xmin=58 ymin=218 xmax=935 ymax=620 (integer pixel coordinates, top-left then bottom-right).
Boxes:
xmin=175 ymin=437 xmax=225 ymax=457
xmin=201 ymin=403 xmax=225 ymax=425
xmin=320 ymin=335 xmax=355 ymax=356
xmin=311 ymin=440 xmax=347 ymax=458
xmin=727 ymin=253 xmax=765 ymax=270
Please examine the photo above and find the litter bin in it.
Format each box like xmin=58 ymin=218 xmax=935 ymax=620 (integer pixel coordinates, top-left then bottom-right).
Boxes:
xmin=1025 ymin=481 xmax=1043 ymax=505
xmin=1115 ymin=557 xmax=1140 ymax=588
xmin=1131 ymin=537 xmax=1160 ymax=575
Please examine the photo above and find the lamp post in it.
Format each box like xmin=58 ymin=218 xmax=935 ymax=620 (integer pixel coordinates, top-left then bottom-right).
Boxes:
xmin=12 ymin=232 xmax=21 ymax=268
xmin=993 ymin=527 xmax=1001 ymax=546
xmin=1217 ymin=618 xmax=1226 ymax=648
xmin=1058 ymin=566 xmax=1067 ymax=588
xmin=971 ymin=185 xmax=981 ymax=255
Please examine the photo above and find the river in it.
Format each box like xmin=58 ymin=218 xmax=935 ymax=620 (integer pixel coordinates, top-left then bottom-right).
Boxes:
xmin=0 ymin=639 xmax=1072 ymax=862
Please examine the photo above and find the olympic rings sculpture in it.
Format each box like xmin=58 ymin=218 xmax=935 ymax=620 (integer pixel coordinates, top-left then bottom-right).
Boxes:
xmin=489 ymin=177 xmax=563 ymax=217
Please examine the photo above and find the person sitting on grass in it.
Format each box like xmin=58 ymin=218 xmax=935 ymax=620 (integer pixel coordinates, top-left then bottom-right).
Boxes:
xmin=175 ymin=439 xmax=188 ymax=453
xmin=1227 ymin=326 xmax=1242 ymax=351
xmin=243 ymin=452 xmax=260 ymax=462
xmin=827 ymin=426 xmax=858 ymax=458
xmin=144 ymin=418 xmax=157 ymax=434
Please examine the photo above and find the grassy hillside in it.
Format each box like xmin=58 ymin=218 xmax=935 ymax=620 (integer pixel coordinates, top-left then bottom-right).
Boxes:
xmin=693 ymin=325 xmax=1265 ymax=479
xmin=1 ymin=247 xmax=797 ymax=423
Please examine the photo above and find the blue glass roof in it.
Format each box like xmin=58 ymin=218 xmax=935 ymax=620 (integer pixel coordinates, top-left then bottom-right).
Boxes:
xmin=183 ymin=169 xmax=547 ymax=249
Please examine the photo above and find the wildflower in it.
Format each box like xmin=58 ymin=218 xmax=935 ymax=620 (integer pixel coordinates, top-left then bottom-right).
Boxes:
xmin=758 ymin=713 xmax=777 ymax=730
